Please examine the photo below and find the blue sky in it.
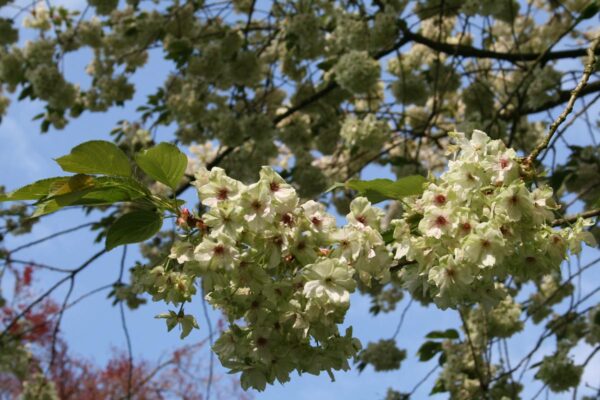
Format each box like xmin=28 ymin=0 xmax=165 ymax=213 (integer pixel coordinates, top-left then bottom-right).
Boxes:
xmin=1 ymin=1 xmax=599 ymax=399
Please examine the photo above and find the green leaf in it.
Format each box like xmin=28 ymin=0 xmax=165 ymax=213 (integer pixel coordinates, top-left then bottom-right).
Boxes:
xmin=105 ymin=209 xmax=163 ymax=250
xmin=417 ymin=341 xmax=443 ymax=362
xmin=430 ymin=378 xmax=447 ymax=395
xmin=438 ymin=352 xmax=447 ymax=366
xmin=345 ymin=175 xmax=427 ymax=204
xmin=425 ymin=329 xmax=459 ymax=340
xmin=31 ymin=175 xmax=149 ymax=217
xmin=316 ymin=57 xmax=336 ymax=71
xmin=0 ymin=177 xmax=71 ymax=201
xmin=180 ymin=314 xmax=200 ymax=339
xmin=381 ymin=228 xmax=395 ymax=245
xmin=55 ymin=140 xmax=132 ymax=177
xmin=579 ymin=0 xmax=599 ymax=20
xmin=134 ymin=142 xmax=187 ymax=189
xmin=31 ymin=199 xmax=62 ymax=218
xmin=30 ymin=175 xmax=96 ymax=217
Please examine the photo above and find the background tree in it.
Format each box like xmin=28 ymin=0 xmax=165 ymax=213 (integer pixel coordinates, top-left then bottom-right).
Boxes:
xmin=1 ymin=0 xmax=600 ymax=398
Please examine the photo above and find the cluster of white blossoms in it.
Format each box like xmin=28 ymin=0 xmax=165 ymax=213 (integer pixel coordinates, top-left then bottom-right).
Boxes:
xmin=134 ymin=166 xmax=391 ymax=390
xmin=392 ymin=130 xmax=595 ymax=309
xmin=339 ymin=114 xmax=388 ymax=150
xmin=333 ymin=50 xmax=381 ymax=95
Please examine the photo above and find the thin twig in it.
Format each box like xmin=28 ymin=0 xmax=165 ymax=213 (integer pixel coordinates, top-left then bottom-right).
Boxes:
xmin=526 ymin=38 xmax=600 ymax=165
xmin=408 ymin=364 xmax=439 ymax=396
xmin=201 ymin=287 xmax=214 ymax=400
xmin=49 ymin=276 xmax=75 ymax=369
xmin=0 ymin=249 xmax=106 ymax=339
xmin=118 ymin=246 xmax=133 ymax=400
xmin=8 ymin=222 xmax=94 ymax=254
xmin=391 ymin=298 xmax=413 ymax=339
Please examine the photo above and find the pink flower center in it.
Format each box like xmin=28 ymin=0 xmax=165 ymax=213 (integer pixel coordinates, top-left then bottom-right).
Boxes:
xmin=213 ymin=244 xmax=225 ymax=256
xmin=281 ymin=213 xmax=294 ymax=226
xmin=434 ymin=194 xmax=447 ymax=205
xmin=435 ymin=215 xmax=448 ymax=227
xmin=217 ymin=188 xmax=229 ymax=200
xmin=251 ymin=200 xmax=262 ymax=211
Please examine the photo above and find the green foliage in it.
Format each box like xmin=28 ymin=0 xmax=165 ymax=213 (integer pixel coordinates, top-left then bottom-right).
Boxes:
xmin=425 ymin=329 xmax=459 ymax=340
xmin=329 ymin=175 xmax=426 ymax=204
xmin=416 ymin=340 xmax=443 ymax=362
xmin=155 ymin=310 xmax=199 ymax=339
xmin=134 ymin=142 xmax=187 ymax=189
xmin=105 ymin=209 xmax=163 ymax=250
xmin=0 ymin=177 xmax=71 ymax=201
xmin=1 ymin=0 xmax=599 ymax=397
xmin=1 ymin=142 xmax=183 ymax=250
xmin=578 ymin=0 xmax=600 ymax=20
xmin=30 ymin=175 xmax=149 ymax=217
xmin=54 ymin=140 xmax=132 ymax=177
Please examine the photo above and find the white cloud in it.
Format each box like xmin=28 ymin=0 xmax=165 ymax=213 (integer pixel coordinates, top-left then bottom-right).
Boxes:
xmin=0 ymin=115 xmax=47 ymax=181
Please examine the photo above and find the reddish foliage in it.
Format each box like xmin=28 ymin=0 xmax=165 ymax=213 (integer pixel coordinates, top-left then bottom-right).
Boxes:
xmin=0 ymin=263 xmax=251 ymax=400
xmin=22 ymin=265 xmax=33 ymax=286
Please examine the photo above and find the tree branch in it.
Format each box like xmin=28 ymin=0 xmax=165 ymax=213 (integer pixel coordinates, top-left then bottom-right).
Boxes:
xmin=0 ymin=249 xmax=106 ymax=340
xmin=526 ymin=38 xmax=600 ymax=165
xmin=400 ymin=26 xmax=600 ymax=64
xmin=173 ymin=35 xmax=412 ymax=196
xmin=502 ymin=80 xmax=600 ymax=119
xmin=552 ymin=208 xmax=600 ymax=227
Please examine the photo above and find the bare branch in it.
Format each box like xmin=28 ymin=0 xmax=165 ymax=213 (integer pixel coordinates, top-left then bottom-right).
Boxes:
xmin=552 ymin=208 xmax=600 ymax=227
xmin=400 ymin=26 xmax=600 ymax=64
xmin=526 ymin=38 xmax=600 ymax=165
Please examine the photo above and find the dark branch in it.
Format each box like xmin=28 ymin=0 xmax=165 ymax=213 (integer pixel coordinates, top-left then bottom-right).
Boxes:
xmin=503 ymin=80 xmax=600 ymax=119
xmin=400 ymin=27 xmax=600 ymax=64
xmin=552 ymin=208 xmax=600 ymax=227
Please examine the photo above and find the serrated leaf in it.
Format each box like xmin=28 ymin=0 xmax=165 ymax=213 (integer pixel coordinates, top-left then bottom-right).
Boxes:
xmin=105 ymin=210 xmax=163 ymax=250
xmin=430 ymin=378 xmax=447 ymax=395
xmin=345 ymin=175 xmax=427 ymax=204
xmin=55 ymin=140 xmax=131 ymax=177
xmin=425 ymin=329 xmax=459 ymax=340
xmin=31 ymin=199 xmax=62 ymax=218
xmin=0 ymin=177 xmax=71 ymax=201
xmin=417 ymin=341 xmax=442 ymax=362
xmin=134 ymin=142 xmax=187 ymax=189
xmin=49 ymin=174 xmax=96 ymax=196
xmin=31 ymin=175 xmax=149 ymax=217
xmin=579 ymin=0 xmax=599 ymax=19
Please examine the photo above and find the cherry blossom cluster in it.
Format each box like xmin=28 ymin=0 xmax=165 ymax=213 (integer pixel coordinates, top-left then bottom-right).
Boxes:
xmin=392 ymin=130 xmax=595 ymax=309
xmin=133 ymin=166 xmax=390 ymax=390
